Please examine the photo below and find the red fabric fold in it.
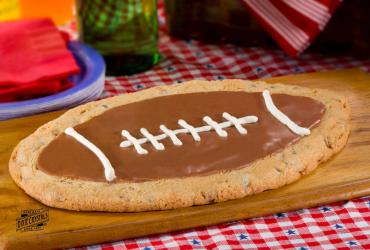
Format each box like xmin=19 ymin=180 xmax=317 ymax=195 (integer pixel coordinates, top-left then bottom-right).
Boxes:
xmin=242 ymin=0 xmax=342 ymax=57
xmin=0 ymin=18 xmax=79 ymax=102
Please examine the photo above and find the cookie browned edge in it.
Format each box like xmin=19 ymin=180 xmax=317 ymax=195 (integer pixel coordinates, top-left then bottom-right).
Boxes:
xmin=8 ymin=80 xmax=351 ymax=212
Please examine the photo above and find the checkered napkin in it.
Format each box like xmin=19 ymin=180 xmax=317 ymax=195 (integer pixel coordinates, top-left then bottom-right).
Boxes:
xmin=242 ymin=0 xmax=342 ymax=57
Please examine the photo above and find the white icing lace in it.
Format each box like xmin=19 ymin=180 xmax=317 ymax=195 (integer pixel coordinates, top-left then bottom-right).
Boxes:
xmin=64 ymin=127 xmax=116 ymax=181
xmin=120 ymin=113 xmax=258 ymax=154
xmin=222 ymin=112 xmax=247 ymax=134
xmin=262 ymin=90 xmax=310 ymax=136
xmin=121 ymin=130 xmax=149 ymax=154
xmin=63 ymin=89 xmax=312 ymax=181
xmin=140 ymin=128 xmax=165 ymax=151
xmin=178 ymin=119 xmax=201 ymax=141
xmin=160 ymin=124 xmax=183 ymax=145
xmin=203 ymin=116 xmax=228 ymax=137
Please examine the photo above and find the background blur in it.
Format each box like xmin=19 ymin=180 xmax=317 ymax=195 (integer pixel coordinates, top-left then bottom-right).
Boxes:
xmin=0 ymin=0 xmax=74 ymax=25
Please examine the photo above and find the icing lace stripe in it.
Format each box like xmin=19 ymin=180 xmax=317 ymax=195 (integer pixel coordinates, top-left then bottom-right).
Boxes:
xmin=160 ymin=125 xmax=183 ymax=145
xmin=262 ymin=90 xmax=310 ymax=136
xmin=203 ymin=116 xmax=228 ymax=137
xmin=140 ymin=128 xmax=165 ymax=150
xmin=120 ymin=114 xmax=258 ymax=154
xmin=64 ymin=127 xmax=116 ymax=181
xmin=222 ymin=112 xmax=247 ymax=134
xmin=121 ymin=130 xmax=149 ymax=154
xmin=178 ymin=119 xmax=201 ymax=141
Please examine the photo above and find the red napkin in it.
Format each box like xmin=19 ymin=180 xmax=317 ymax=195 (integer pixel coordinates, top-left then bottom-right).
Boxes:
xmin=0 ymin=18 xmax=79 ymax=102
xmin=242 ymin=0 xmax=342 ymax=57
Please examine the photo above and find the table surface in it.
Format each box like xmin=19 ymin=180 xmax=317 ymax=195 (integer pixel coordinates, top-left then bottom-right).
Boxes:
xmin=2 ymin=69 xmax=370 ymax=250
xmin=62 ymin=26 xmax=370 ymax=248
xmin=59 ymin=17 xmax=370 ymax=250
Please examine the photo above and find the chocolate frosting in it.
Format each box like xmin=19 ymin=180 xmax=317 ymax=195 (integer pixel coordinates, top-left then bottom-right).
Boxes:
xmin=37 ymin=91 xmax=325 ymax=182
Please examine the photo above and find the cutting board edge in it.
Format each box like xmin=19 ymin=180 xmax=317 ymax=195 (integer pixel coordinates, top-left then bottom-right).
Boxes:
xmin=2 ymin=177 xmax=370 ymax=250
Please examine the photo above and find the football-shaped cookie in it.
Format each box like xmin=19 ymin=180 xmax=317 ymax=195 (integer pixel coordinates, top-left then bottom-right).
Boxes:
xmin=9 ymin=80 xmax=350 ymax=212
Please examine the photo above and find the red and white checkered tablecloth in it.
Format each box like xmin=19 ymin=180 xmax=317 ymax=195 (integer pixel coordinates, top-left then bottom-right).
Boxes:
xmin=73 ymin=198 xmax=370 ymax=249
xmin=69 ymin=31 xmax=370 ymax=249
xmin=102 ymin=31 xmax=370 ymax=98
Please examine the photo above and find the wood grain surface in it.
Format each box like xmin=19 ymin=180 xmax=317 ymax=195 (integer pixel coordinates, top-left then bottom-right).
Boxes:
xmin=1 ymin=69 xmax=370 ymax=250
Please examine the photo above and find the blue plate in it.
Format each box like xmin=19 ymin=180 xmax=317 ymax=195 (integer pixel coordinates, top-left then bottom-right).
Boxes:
xmin=0 ymin=41 xmax=105 ymax=120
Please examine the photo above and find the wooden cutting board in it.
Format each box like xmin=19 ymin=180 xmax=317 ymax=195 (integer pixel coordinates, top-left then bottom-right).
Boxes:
xmin=1 ymin=68 xmax=370 ymax=250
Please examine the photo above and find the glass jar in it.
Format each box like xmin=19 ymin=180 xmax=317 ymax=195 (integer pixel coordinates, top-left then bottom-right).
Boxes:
xmin=76 ymin=0 xmax=159 ymax=76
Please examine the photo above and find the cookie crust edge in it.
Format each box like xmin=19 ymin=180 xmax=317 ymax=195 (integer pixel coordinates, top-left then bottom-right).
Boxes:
xmin=9 ymin=80 xmax=351 ymax=212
